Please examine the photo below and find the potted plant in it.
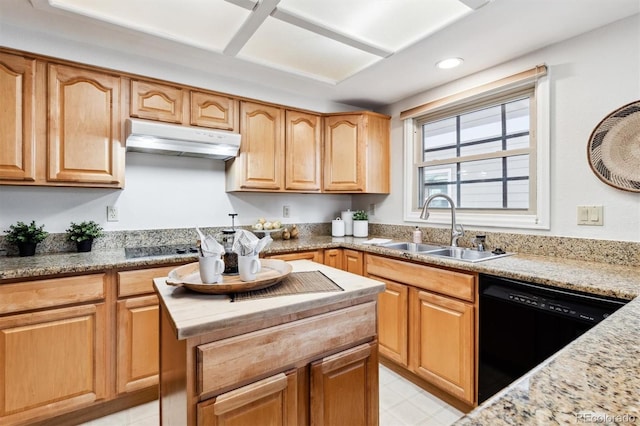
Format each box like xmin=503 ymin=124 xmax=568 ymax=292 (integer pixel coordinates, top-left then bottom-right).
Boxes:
xmin=352 ymin=210 xmax=369 ymax=238
xmin=4 ymin=220 xmax=49 ymax=256
xmin=66 ymin=220 xmax=105 ymax=252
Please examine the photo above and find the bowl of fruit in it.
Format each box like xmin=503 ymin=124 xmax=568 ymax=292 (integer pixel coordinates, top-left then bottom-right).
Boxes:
xmin=252 ymin=218 xmax=283 ymax=234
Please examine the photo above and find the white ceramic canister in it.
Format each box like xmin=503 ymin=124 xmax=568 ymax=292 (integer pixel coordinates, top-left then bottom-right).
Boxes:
xmin=331 ymin=217 xmax=345 ymax=237
xmin=341 ymin=209 xmax=354 ymax=236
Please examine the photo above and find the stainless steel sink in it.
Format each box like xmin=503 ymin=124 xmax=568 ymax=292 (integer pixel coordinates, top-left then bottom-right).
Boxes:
xmin=426 ymin=247 xmax=513 ymax=263
xmin=378 ymin=241 xmax=445 ymax=253
xmin=377 ymin=241 xmax=512 ymax=262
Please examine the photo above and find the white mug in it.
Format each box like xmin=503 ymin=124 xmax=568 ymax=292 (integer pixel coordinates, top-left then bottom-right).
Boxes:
xmin=199 ymin=256 xmax=225 ymax=284
xmin=238 ymin=254 xmax=261 ymax=281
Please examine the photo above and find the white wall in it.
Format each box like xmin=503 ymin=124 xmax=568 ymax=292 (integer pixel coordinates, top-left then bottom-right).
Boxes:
xmin=0 ymin=153 xmax=351 ymax=232
xmin=356 ymin=15 xmax=640 ymax=242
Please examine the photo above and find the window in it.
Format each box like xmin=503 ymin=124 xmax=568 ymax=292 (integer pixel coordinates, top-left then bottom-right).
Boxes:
xmin=402 ymin=66 xmax=550 ymax=229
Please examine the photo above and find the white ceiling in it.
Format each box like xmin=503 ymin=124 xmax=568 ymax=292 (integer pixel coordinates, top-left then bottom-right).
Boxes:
xmin=1 ymin=0 xmax=639 ymax=110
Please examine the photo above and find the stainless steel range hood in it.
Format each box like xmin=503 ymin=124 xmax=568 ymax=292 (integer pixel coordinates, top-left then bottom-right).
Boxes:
xmin=125 ymin=118 xmax=241 ymax=160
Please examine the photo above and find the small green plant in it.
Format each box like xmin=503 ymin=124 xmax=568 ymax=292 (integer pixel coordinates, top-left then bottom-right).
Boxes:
xmin=66 ymin=220 xmax=105 ymax=242
xmin=4 ymin=220 xmax=49 ymax=244
xmin=352 ymin=210 xmax=368 ymax=221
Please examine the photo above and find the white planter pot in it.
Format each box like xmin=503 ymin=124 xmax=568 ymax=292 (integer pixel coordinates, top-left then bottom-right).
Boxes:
xmin=353 ymin=220 xmax=368 ymax=238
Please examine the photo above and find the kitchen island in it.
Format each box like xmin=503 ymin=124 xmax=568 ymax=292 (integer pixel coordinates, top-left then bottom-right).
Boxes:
xmin=153 ymin=259 xmax=385 ymax=426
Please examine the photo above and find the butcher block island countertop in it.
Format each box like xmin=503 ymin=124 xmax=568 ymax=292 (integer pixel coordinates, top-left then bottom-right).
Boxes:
xmin=153 ymin=259 xmax=385 ymax=426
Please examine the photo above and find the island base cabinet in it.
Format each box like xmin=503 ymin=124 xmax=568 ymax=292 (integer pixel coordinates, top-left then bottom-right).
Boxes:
xmin=409 ymin=288 xmax=474 ymax=405
xmin=0 ymin=303 xmax=107 ymax=425
xmin=310 ymin=342 xmax=378 ymax=426
xmin=197 ymin=371 xmax=298 ymax=426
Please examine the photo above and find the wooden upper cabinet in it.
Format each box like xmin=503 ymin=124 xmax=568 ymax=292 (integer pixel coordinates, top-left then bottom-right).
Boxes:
xmin=285 ymin=110 xmax=321 ymax=191
xmin=47 ymin=64 xmax=124 ymax=186
xmin=323 ymin=112 xmax=390 ymax=193
xmin=0 ymin=52 xmax=36 ymax=182
xmin=130 ymin=79 xmax=185 ymax=124
xmin=227 ymin=101 xmax=284 ymax=191
xmin=190 ymin=91 xmax=238 ymax=131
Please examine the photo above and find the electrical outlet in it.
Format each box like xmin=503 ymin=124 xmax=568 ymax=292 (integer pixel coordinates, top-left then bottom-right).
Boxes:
xmin=283 ymin=205 xmax=291 ymax=218
xmin=107 ymin=206 xmax=119 ymax=222
xmin=369 ymin=203 xmax=376 ymax=216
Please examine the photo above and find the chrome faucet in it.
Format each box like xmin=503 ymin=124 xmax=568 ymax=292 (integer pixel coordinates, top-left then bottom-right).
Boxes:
xmin=420 ymin=193 xmax=465 ymax=247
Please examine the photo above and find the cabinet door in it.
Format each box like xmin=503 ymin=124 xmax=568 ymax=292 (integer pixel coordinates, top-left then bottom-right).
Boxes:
xmin=342 ymin=249 xmax=363 ymax=275
xmin=130 ymin=79 xmax=185 ymax=124
xmin=48 ymin=64 xmax=123 ymax=185
xmin=285 ymin=110 xmax=321 ymax=191
xmin=235 ymin=101 xmax=284 ymax=190
xmin=117 ymin=295 xmax=159 ymax=394
xmin=197 ymin=370 xmax=298 ymax=426
xmin=0 ymin=52 xmax=36 ymax=182
xmin=371 ymin=276 xmax=408 ymax=366
xmin=323 ymin=115 xmax=364 ymax=192
xmin=310 ymin=342 xmax=378 ymax=426
xmin=409 ymin=288 xmax=474 ymax=404
xmin=0 ymin=304 xmax=107 ymax=425
xmin=323 ymin=248 xmax=343 ymax=270
xmin=265 ymin=250 xmax=323 ymax=263
xmin=191 ymin=91 xmax=238 ymax=131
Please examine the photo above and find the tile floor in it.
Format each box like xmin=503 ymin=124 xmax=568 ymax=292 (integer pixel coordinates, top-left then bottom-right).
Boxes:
xmin=80 ymin=364 xmax=464 ymax=426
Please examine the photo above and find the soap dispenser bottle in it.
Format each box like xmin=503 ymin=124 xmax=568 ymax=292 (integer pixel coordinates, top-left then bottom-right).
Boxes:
xmin=412 ymin=226 xmax=423 ymax=244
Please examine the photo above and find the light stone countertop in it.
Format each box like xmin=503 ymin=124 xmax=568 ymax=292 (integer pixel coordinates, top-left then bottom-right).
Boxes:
xmin=153 ymin=259 xmax=385 ymax=340
xmin=1 ymin=234 xmax=639 ymax=424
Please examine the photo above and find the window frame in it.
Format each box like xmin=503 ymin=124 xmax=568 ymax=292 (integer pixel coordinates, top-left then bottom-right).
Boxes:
xmin=403 ymin=68 xmax=550 ymax=230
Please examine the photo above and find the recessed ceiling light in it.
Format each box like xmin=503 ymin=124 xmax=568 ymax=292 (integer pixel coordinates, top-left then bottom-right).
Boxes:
xmin=436 ymin=57 xmax=464 ymax=69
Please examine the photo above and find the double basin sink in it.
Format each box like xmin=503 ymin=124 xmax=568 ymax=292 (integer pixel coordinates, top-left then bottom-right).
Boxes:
xmin=376 ymin=241 xmax=512 ymax=263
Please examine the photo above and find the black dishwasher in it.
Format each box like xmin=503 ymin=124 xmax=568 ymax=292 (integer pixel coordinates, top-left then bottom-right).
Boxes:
xmin=478 ymin=273 xmax=626 ymax=403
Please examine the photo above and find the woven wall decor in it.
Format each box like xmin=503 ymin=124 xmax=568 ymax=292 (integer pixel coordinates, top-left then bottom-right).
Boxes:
xmin=587 ymin=100 xmax=640 ymax=192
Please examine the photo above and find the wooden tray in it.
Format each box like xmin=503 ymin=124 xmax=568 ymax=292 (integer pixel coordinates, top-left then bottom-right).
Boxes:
xmin=165 ymin=259 xmax=292 ymax=294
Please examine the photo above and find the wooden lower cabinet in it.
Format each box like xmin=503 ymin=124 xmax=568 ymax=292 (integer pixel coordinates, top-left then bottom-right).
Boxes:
xmin=0 ymin=303 xmax=107 ymax=425
xmin=197 ymin=370 xmax=298 ymax=426
xmin=373 ymin=277 xmax=408 ymax=366
xmin=116 ymin=265 xmax=177 ymax=395
xmin=265 ymin=250 xmax=323 ymax=263
xmin=116 ymin=295 xmax=160 ymax=394
xmin=159 ymin=293 xmax=379 ymax=426
xmin=365 ymin=254 xmax=477 ymax=406
xmin=323 ymin=248 xmax=343 ymax=270
xmin=0 ymin=264 xmax=182 ymax=425
xmin=310 ymin=342 xmax=378 ymax=426
xmin=342 ymin=249 xmax=363 ymax=276
xmin=409 ymin=288 xmax=474 ymax=404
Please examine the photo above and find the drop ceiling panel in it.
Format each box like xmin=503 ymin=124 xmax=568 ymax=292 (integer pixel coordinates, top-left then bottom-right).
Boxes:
xmin=239 ymin=17 xmax=380 ymax=82
xmin=42 ymin=0 xmax=250 ymax=51
xmin=276 ymin=0 xmax=472 ymax=51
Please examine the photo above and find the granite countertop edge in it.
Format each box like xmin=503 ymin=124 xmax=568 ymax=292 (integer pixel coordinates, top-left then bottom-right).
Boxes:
xmin=2 ymin=235 xmax=638 ymax=301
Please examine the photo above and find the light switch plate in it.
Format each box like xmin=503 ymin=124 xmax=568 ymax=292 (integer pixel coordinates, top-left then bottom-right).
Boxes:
xmin=577 ymin=205 xmax=603 ymax=226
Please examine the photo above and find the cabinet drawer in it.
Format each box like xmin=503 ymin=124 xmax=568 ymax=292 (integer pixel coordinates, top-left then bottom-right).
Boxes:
xmin=118 ymin=266 xmax=176 ymax=297
xmin=196 ymin=302 xmax=376 ymax=396
xmin=0 ymin=274 xmax=105 ymax=315
xmin=366 ymin=255 xmax=475 ymax=302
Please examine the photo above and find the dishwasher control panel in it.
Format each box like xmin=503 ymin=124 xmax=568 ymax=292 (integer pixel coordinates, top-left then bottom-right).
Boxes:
xmin=483 ymin=281 xmax=624 ymax=324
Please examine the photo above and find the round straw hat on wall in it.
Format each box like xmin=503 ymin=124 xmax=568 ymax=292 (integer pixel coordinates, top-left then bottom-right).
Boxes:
xmin=587 ymin=100 xmax=640 ymax=192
